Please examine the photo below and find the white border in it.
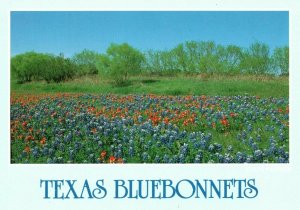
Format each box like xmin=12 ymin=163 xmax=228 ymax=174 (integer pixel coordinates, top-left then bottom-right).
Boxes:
xmin=2 ymin=1 xmax=300 ymax=210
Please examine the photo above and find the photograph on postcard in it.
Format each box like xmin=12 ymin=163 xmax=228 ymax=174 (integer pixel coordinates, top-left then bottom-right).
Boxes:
xmin=10 ymin=11 xmax=289 ymax=164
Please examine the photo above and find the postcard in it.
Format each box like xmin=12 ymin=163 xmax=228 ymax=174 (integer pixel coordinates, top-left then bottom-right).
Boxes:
xmin=1 ymin=0 xmax=299 ymax=210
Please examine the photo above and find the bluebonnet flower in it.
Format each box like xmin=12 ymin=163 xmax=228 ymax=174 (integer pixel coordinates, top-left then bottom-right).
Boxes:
xmin=163 ymin=154 xmax=169 ymax=163
xmin=236 ymin=152 xmax=246 ymax=163
xmin=88 ymin=154 xmax=95 ymax=163
xmin=227 ymin=145 xmax=233 ymax=152
xmin=242 ymin=130 xmax=247 ymax=139
xmin=236 ymin=133 xmax=242 ymax=141
xmin=279 ymin=132 xmax=285 ymax=141
xmin=214 ymin=143 xmax=222 ymax=152
xmin=98 ymin=140 xmax=103 ymax=147
xmin=276 ymin=157 xmax=286 ymax=163
xmin=179 ymin=154 xmax=185 ymax=163
xmin=110 ymin=145 xmax=115 ymax=152
xmin=254 ymin=150 xmax=263 ymax=162
xmin=117 ymin=149 xmax=122 ymax=158
xmin=248 ymin=136 xmax=254 ymax=145
xmin=215 ymin=153 xmax=224 ymax=163
xmin=138 ymin=115 xmax=143 ymax=123
xmin=251 ymin=142 xmax=258 ymax=151
xmin=194 ymin=154 xmax=202 ymax=163
xmin=58 ymin=143 xmax=65 ymax=152
xmin=208 ymin=144 xmax=215 ymax=152
xmin=128 ymin=146 xmax=134 ymax=157
xmin=47 ymin=158 xmax=52 ymax=164
xmin=142 ymin=152 xmax=149 ymax=162
xmin=42 ymin=147 xmax=49 ymax=156
xmin=180 ymin=143 xmax=189 ymax=156
xmin=32 ymin=149 xmax=39 ymax=158
xmin=256 ymin=134 xmax=261 ymax=142
xmin=172 ymin=155 xmax=179 ymax=163
xmin=205 ymin=133 xmax=212 ymax=141
xmin=245 ymin=156 xmax=253 ymax=163
xmin=247 ymin=124 xmax=253 ymax=132
xmin=154 ymin=155 xmax=160 ymax=163
xmin=223 ymin=153 xmax=233 ymax=163
xmin=269 ymin=136 xmax=276 ymax=144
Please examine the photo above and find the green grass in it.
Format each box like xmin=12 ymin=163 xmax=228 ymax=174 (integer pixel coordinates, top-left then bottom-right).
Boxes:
xmin=11 ymin=74 xmax=289 ymax=97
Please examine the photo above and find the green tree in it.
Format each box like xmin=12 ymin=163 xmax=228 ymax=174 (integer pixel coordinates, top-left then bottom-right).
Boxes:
xmin=72 ymin=49 xmax=101 ymax=75
xmin=172 ymin=44 xmax=187 ymax=73
xmin=144 ymin=50 xmax=160 ymax=74
xmin=185 ymin=41 xmax=200 ymax=74
xmin=217 ymin=45 xmax=243 ymax=74
xmin=42 ymin=55 xmax=75 ymax=83
xmin=240 ymin=42 xmax=270 ymax=74
xmin=11 ymin=51 xmax=52 ymax=83
xmin=197 ymin=41 xmax=220 ymax=74
xmin=105 ymin=43 xmax=145 ymax=85
xmin=271 ymin=46 xmax=289 ymax=75
xmin=11 ymin=51 xmax=75 ymax=84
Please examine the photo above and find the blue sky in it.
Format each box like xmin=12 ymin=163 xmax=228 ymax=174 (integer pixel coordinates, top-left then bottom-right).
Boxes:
xmin=11 ymin=11 xmax=289 ymax=57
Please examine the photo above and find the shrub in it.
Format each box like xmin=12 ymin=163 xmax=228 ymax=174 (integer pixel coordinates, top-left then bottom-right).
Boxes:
xmin=104 ymin=43 xmax=145 ymax=85
xmin=271 ymin=46 xmax=289 ymax=76
xmin=11 ymin=51 xmax=46 ymax=83
xmin=72 ymin=49 xmax=101 ymax=76
xmin=11 ymin=52 xmax=75 ymax=83
xmin=42 ymin=56 xmax=75 ymax=83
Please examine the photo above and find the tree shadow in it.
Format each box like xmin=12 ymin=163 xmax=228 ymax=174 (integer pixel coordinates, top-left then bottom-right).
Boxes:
xmin=141 ymin=79 xmax=160 ymax=84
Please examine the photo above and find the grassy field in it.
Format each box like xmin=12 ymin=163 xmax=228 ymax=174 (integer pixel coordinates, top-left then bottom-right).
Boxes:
xmin=10 ymin=74 xmax=289 ymax=163
xmin=11 ymin=74 xmax=289 ymax=97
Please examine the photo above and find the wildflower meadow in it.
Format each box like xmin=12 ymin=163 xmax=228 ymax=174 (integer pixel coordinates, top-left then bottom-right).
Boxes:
xmin=10 ymin=93 xmax=289 ymax=163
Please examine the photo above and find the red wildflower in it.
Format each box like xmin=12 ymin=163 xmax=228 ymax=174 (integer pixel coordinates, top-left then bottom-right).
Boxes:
xmin=25 ymin=135 xmax=34 ymax=141
xmin=163 ymin=117 xmax=169 ymax=124
xmin=212 ymin=122 xmax=216 ymax=128
xmin=40 ymin=137 xmax=46 ymax=145
xmin=221 ymin=119 xmax=229 ymax=127
xmin=183 ymin=120 xmax=188 ymax=126
xmin=91 ymin=128 xmax=97 ymax=134
xmin=100 ymin=151 xmax=107 ymax=159
xmin=109 ymin=156 xmax=116 ymax=163
xmin=230 ymin=112 xmax=237 ymax=117
xmin=24 ymin=146 xmax=31 ymax=153
xmin=117 ymin=158 xmax=124 ymax=163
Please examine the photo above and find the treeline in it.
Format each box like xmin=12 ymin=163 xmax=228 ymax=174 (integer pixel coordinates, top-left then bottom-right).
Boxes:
xmin=143 ymin=41 xmax=288 ymax=76
xmin=11 ymin=41 xmax=289 ymax=84
xmin=11 ymin=52 xmax=75 ymax=83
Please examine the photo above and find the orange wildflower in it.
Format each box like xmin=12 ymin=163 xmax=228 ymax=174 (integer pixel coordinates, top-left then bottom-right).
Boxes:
xmin=109 ymin=156 xmax=116 ymax=163
xmin=212 ymin=122 xmax=216 ymax=128
xmin=40 ymin=137 xmax=46 ymax=145
xmin=230 ymin=112 xmax=237 ymax=117
xmin=117 ymin=158 xmax=124 ymax=163
xmin=163 ymin=117 xmax=169 ymax=124
xmin=183 ymin=120 xmax=188 ymax=126
xmin=91 ymin=128 xmax=97 ymax=134
xmin=101 ymin=151 xmax=107 ymax=159
xmin=24 ymin=146 xmax=31 ymax=153
xmin=221 ymin=118 xmax=229 ymax=127
xmin=25 ymin=135 xmax=34 ymax=141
